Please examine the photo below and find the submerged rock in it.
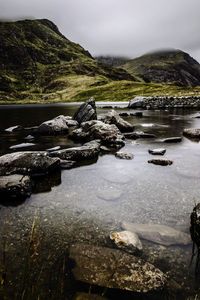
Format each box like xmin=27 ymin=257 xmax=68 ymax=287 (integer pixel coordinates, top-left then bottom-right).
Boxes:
xmin=0 ymin=174 xmax=31 ymax=200
xmin=0 ymin=151 xmax=60 ymax=176
xmin=73 ymin=98 xmax=97 ymax=124
xmin=71 ymin=120 xmax=125 ymax=148
xmin=122 ymin=222 xmax=191 ymax=246
xmin=115 ymin=152 xmax=134 ymax=160
xmin=148 ymin=159 xmax=173 ymax=166
xmin=100 ymin=110 xmax=133 ymax=133
xmin=9 ymin=143 xmax=35 ymax=150
xmin=162 ymin=137 xmax=182 ymax=143
xmin=37 ymin=115 xmax=69 ymax=135
xmin=49 ymin=140 xmax=100 ymax=162
xmin=183 ymin=128 xmax=200 ymax=139
xmin=110 ymin=231 xmax=143 ymax=254
xmin=148 ymin=149 xmax=166 ymax=156
xmin=69 ymin=244 xmax=166 ymax=293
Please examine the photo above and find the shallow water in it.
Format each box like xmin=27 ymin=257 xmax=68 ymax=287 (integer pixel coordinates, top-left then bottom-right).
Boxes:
xmin=0 ymin=103 xmax=200 ymax=299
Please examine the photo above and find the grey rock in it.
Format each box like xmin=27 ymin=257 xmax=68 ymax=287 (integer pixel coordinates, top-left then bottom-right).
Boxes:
xmin=110 ymin=231 xmax=143 ymax=254
xmin=148 ymin=148 xmax=166 ymax=156
xmin=115 ymin=152 xmax=134 ymax=160
xmin=122 ymin=222 xmax=191 ymax=246
xmin=49 ymin=140 xmax=100 ymax=161
xmin=5 ymin=125 xmax=23 ymax=132
xmin=162 ymin=137 xmax=182 ymax=143
xmin=47 ymin=146 xmax=61 ymax=152
xmin=0 ymin=174 xmax=31 ymax=200
xmin=148 ymin=159 xmax=173 ymax=166
xmin=125 ymin=131 xmax=156 ymax=139
xmin=9 ymin=143 xmax=35 ymax=150
xmin=65 ymin=118 xmax=78 ymax=127
xmin=183 ymin=128 xmax=200 ymax=139
xmin=24 ymin=135 xmax=35 ymax=141
xmin=0 ymin=151 xmax=60 ymax=176
xmin=37 ymin=115 xmax=69 ymax=135
xmin=60 ymin=160 xmax=76 ymax=169
xmin=69 ymin=244 xmax=166 ymax=293
xmin=100 ymin=110 xmax=134 ymax=133
xmin=73 ymin=98 xmax=97 ymax=124
xmin=128 ymin=96 xmax=146 ymax=109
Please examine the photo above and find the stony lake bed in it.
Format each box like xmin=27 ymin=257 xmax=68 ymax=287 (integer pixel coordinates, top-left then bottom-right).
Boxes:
xmin=1 ymin=100 xmax=200 ymax=299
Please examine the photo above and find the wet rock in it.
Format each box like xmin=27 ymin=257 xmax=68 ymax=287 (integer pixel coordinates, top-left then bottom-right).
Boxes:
xmin=73 ymin=98 xmax=97 ymax=124
xmin=0 ymin=151 xmax=60 ymax=176
xmin=37 ymin=115 xmax=69 ymax=135
xmin=60 ymin=160 xmax=76 ymax=169
xmin=100 ymin=110 xmax=134 ymax=133
xmin=148 ymin=149 xmax=166 ymax=156
xmin=119 ymin=112 xmax=130 ymax=117
xmin=9 ymin=143 xmax=35 ymax=150
xmin=125 ymin=131 xmax=156 ymax=139
xmin=130 ymin=112 xmax=143 ymax=117
xmin=49 ymin=140 xmax=100 ymax=162
xmin=148 ymin=159 xmax=173 ymax=166
xmin=69 ymin=244 xmax=166 ymax=293
xmin=65 ymin=118 xmax=78 ymax=127
xmin=115 ymin=152 xmax=134 ymax=160
xmin=96 ymin=187 xmax=122 ymax=201
xmin=183 ymin=128 xmax=200 ymax=139
xmin=122 ymin=222 xmax=191 ymax=246
xmin=162 ymin=137 xmax=182 ymax=143
xmin=190 ymin=203 xmax=200 ymax=249
xmin=100 ymin=145 xmax=112 ymax=153
xmin=5 ymin=125 xmax=23 ymax=132
xmin=128 ymin=96 xmax=146 ymax=109
xmin=110 ymin=231 xmax=143 ymax=254
xmin=0 ymin=174 xmax=31 ymax=200
xmin=24 ymin=135 xmax=34 ymax=141
xmin=74 ymin=293 xmax=108 ymax=300
xmin=71 ymin=120 xmax=125 ymax=148
xmin=47 ymin=146 xmax=61 ymax=152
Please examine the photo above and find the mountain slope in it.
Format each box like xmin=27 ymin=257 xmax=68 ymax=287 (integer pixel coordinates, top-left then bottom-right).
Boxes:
xmin=122 ymin=50 xmax=200 ymax=86
xmin=0 ymin=19 xmax=133 ymax=96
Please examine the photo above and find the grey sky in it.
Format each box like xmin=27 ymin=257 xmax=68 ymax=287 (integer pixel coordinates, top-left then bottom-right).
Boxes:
xmin=1 ymin=0 xmax=200 ymax=62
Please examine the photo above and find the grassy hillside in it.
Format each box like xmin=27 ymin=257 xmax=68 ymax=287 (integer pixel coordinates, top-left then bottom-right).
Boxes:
xmin=122 ymin=50 xmax=200 ymax=87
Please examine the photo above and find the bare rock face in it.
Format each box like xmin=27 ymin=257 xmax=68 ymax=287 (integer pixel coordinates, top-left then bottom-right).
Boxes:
xmin=71 ymin=120 xmax=125 ymax=148
xmin=49 ymin=140 xmax=100 ymax=161
xmin=100 ymin=110 xmax=134 ymax=133
xmin=110 ymin=231 xmax=142 ymax=254
xmin=37 ymin=115 xmax=69 ymax=135
xmin=0 ymin=174 xmax=31 ymax=200
xmin=148 ymin=159 xmax=173 ymax=166
xmin=183 ymin=128 xmax=200 ymax=139
xmin=73 ymin=98 xmax=97 ymax=124
xmin=69 ymin=244 xmax=167 ymax=293
xmin=122 ymin=222 xmax=191 ymax=246
xmin=0 ymin=151 xmax=60 ymax=176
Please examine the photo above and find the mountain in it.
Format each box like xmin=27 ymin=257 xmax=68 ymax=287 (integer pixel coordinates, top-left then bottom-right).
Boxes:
xmin=0 ymin=19 xmax=133 ymax=99
xmin=95 ymin=56 xmax=129 ymax=67
xmin=122 ymin=50 xmax=200 ymax=86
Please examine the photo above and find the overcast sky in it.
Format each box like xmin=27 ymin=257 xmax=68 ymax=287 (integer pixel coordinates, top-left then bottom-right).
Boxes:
xmin=1 ymin=0 xmax=200 ymax=62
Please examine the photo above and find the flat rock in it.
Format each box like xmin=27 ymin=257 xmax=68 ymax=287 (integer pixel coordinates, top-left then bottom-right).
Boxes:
xmin=148 ymin=159 xmax=173 ymax=166
xmin=47 ymin=146 xmax=61 ymax=152
xmin=37 ymin=115 xmax=69 ymax=135
xmin=115 ymin=152 xmax=134 ymax=160
xmin=5 ymin=125 xmax=23 ymax=132
xmin=148 ymin=149 xmax=166 ymax=156
xmin=49 ymin=140 xmax=100 ymax=162
xmin=0 ymin=151 xmax=60 ymax=176
xmin=0 ymin=174 xmax=31 ymax=200
xmin=9 ymin=143 xmax=35 ymax=150
xmin=100 ymin=110 xmax=134 ymax=133
xmin=125 ymin=131 xmax=156 ymax=139
xmin=183 ymin=128 xmax=200 ymax=139
xmin=121 ymin=222 xmax=191 ymax=246
xmin=73 ymin=98 xmax=97 ymax=124
xmin=110 ymin=231 xmax=143 ymax=254
xmin=69 ymin=244 xmax=166 ymax=293
xmin=162 ymin=137 xmax=182 ymax=143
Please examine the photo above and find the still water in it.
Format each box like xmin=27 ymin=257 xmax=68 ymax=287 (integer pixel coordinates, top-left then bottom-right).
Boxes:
xmin=0 ymin=103 xmax=200 ymax=299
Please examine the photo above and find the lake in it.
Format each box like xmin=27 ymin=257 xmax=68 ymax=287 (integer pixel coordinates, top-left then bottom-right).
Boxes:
xmin=0 ymin=103 xmax=200 ymax=299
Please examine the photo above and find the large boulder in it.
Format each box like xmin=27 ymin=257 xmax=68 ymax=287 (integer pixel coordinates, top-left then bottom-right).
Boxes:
xmin=128 ymin=96 xmax=146 ymax=109
xmin=122 ymin=222 xmax=191 ymax=246
xmin=69 ymin=244 xmax=166 ymax=293
xmin=73 ymin=98 xmax=97 ymax=124
xmin=99 ymin=110 xmax=134 ymax=133
xmin=0 ymin=152 xmax=60 ymax=176
xmin=49 ymin=140 xmax=100 ymax=162
xmin=37 ymin=115 xmax=69 ymax=135
xmin=71 ymin=120 xmax=125 ymax=148
xmin=183 ymin=128 xmax=200 ymax=139
xmin=0 ymin=174 xmax=32 ymax=200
